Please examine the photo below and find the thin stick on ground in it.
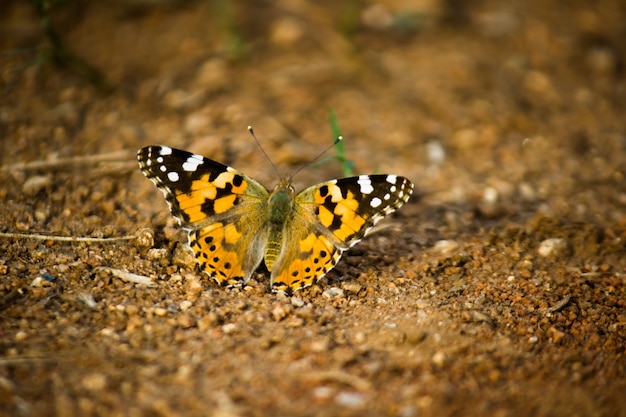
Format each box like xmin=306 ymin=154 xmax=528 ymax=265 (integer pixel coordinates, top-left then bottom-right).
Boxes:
xmin=0 ymin=228 xmax=154 ymax=247
xmin=0 ymin=232 xmax=136 ymax=243
xmin=0 ymin=150 xmax=134 ymax=172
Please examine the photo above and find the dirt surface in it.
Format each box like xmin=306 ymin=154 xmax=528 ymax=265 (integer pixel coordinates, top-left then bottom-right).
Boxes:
xmin=1 ymin=1 xmax=626 ymax=416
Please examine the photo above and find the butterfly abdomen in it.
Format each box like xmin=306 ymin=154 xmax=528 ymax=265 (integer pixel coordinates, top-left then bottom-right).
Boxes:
xmin=264 ymin=223 xmax=284 ymax=272
xmin=264 ymin=180 xmax=296 ymax=271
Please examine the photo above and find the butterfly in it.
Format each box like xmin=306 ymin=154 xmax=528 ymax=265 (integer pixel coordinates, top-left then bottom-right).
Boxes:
xmin=137 ymin=140 xmax=413 ymax=294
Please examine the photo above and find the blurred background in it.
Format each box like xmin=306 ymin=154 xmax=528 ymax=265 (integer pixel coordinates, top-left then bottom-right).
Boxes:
xmin=1 ymin=1 xmax=625 ymax=416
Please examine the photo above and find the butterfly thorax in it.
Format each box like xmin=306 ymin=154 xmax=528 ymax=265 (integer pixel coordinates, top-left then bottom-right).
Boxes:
xmin=264 ymin=178 xmax=296 ymax=271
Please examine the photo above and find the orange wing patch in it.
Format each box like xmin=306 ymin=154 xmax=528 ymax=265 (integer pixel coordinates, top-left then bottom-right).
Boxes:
xmin=313 ymin=183 xmax=366 ymax=243
xmin=190 ymin=222 xmax=247 ymax=286
xmin=271 ymin=233 xmax=341 ymax=293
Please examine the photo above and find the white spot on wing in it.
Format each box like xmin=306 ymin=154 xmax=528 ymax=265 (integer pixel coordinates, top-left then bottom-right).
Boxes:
xmin=182 ymin=155 xmax=204 ymax=172
xmin=159 ymin=146 xmax=173 ymax=156
xmin=370 ymin=197 xmax=382 ymax=208
xmin=167 ymin=171 xmax=180 ymax=182
xmin=160 ymin=165 xmax=167 ymax=172
xmin=357 ymin=175 xmax=374 ymax=194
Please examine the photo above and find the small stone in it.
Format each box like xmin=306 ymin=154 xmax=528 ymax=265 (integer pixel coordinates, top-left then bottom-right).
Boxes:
xmin=153 ymin=307 xmax=168 ymax=317
xmin=222 ymin=323 xmax=237 ymax=334
xmin=361 ymin=4 xmax=393 ymax=30
xmin=405 ymin=330 xmax=428 ymax=345
xmin=271 ymin=303 xmax=292 ymax=321
xmin=134 ymin=228 xmax=154 ymax=249
xmin=15 ymin=331 xmax=27 ymax=342
xmin=335 ymin=391 xmax=367 ymax=408
xmin=30 ymin=276 xmax=44 ymax=287
xmin=125 ymin=304 xmax=139 ymax=315
xmin=290 ymin=297 xmax=305 ymax=308
xmin=307 ymin=337 xmax=330 ymax=353
xmin=22 ymin=175 xmax=51 ymax=195
xmin=147 ymin=248 xmax=168 ymax=261
xmin=482 ymin=186 xmax=499 ymax=205
xmin=82 ymin=373 xmax=107 ymax=391
xmin=426 ymin=140 xmax=445 ymax=165
xmin=322 ymin=287 xmax=345 ymax=299
xmin=285 ymin=316 xmax=304 ymax=327
xmin=30 ymin=275 xmax=54 ymax=287
xmin=341 ymin=282 xmax=362 ymax=294
xmin=549 ymin=327 xmax=566 ymax=344
xmin=431 ymin=351 xmax=446 ymax=367
xmin=172 ymin=246 xmax=197 ymax=270
xmin=179 ymin=300 xmax=193 ymax=312
xmin=270 ymin=17 xmax=304 ymax=46
xmin=312 ymin=386 xmax=334 ymax=400
xmin=432 ymin=240 xmax=459 ymax=255
xmin=353 ymin=332 xmax=366 ymax=344
xmin=197 ymin=312 xmax=218 ymax=331
xmin=538 ymin=238 xmax=567 ymax=257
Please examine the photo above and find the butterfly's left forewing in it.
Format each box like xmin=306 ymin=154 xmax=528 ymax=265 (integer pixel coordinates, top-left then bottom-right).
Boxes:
xmin=270 ymin=174 xmax=413 ymax=293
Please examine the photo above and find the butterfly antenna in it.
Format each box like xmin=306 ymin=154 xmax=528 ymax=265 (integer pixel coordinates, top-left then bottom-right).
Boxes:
xmin=290 ymin=135 xmax=343 ymax=179
xmin=248 ymin=126 xmax=282 ymax=178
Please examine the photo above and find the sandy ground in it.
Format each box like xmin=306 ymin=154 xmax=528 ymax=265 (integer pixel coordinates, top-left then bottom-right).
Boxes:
xmin=1 ymin=0 xmax=625 ymax=416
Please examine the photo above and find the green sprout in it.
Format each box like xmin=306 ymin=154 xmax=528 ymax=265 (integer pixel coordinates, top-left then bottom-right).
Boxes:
xmin=329 ymin=107 xmax=355 ymax=177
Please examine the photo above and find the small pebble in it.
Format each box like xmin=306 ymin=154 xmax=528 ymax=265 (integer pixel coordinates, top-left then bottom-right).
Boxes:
xmin=153 ymin=307 xmax=168 ymax=317
xmin=432 ymin=351 xmax=446 ymax=367
xmin=322 ymin=287 xmax=345 ymax=299
xmin=125 ymin=304 xmax=139 ymax=315
xmin=482 ymin=186 xmax=499 ymax=204
xmin=341 ymin=282 xmax=362 ymax=294
xmin=335 ymin=391 xmax=367 ymax=408
xmin=222 ymin=323 xmax=237 ymax=334
xmin=426 ymin=140 xmax=445 ymax=165
xmin=432 ymin=240 xmax=459 ymax=255
xmin=134 ymin=228 xmax=155 ymax=249
xmin=538 ymin=238 xmax=567 ymax=257
xmin=82 ymin=373 xmax=107 ymax=391
xmin=22 ymin=175 xmax=51 ymax=195
xmin=197 ymin=313 xmax=218 ymax=331
xmin=312 ymin=386 xmax=334 ymax=400
xmin=272 ymin=303 xmax=291 ymax=321
xmin=290 ymin=297 xmax=305 ymax=308
xmin=30 ymin=275 xmax=54 ymax=287
xmin=147 ymin=248 xmax=168 ymax=261
xmin=270 ymin=17 xmax=304 ymax=46
xmin=179 ymin=300 xmax=193 ymax=312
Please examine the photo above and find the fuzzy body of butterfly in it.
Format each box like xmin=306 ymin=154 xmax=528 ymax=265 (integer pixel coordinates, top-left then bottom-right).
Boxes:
xmin=137 ymin=133 xmax=413 ymax=294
